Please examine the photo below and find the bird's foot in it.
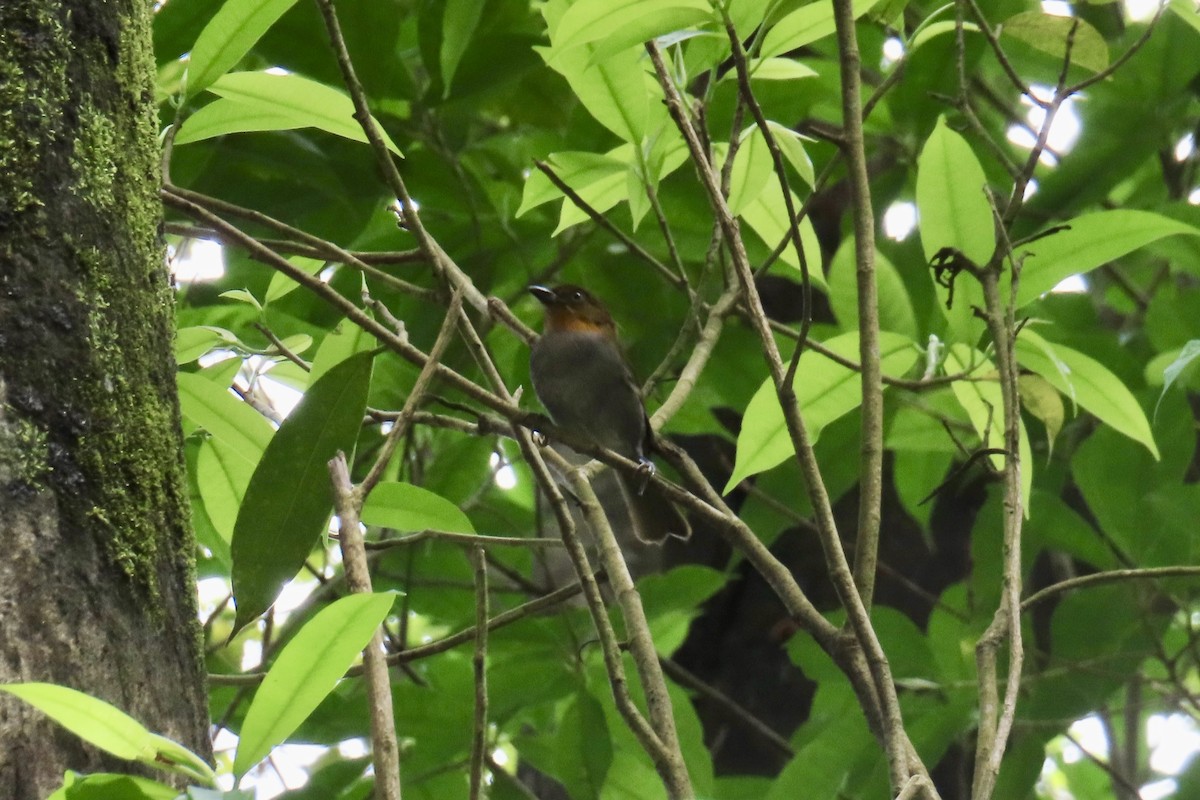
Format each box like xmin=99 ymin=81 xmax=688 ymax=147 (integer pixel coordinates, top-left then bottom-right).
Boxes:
xmin=635 ymin=457 xmax=656 ymax=495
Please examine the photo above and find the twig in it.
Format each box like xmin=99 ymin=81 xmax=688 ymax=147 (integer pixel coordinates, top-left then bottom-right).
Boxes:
xmin=647 ymin=36 xmax=918 ymax=791
xmin=164 ymin=222 xmax=425 ymax=266
xmin=468 ymin=546 xmax=489 ymax=800
xmin=554 ymin=453 xmax=693 ymax=794
xmin=362 ymin=530 xmax=564 ymax=550
xmin=163 ymin=185 xmax=434 ymax=300
xmin=328 ymin=453 xmax=401 ymax=800
xmin=829 ymin=0 xmax=886 ymax=619
xmin=312 ymin=0 xmax=490 ymax=314
xmin=1021 ymin=567 xmax=1200 ymax=612
xmin=254 ymin=323 xmax=312 ymax=373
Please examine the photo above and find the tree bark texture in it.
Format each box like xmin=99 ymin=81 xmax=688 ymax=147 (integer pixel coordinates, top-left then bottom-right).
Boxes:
xmin=0 ymin=2 xmax=210 ymax=798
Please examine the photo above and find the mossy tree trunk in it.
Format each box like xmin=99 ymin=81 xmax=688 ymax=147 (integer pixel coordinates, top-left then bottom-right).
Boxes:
xmin=0 ymin=2 xmax=210 ymax=797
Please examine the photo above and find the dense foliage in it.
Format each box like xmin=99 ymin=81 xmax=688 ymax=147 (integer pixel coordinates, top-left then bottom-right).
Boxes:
xmin=15 ymin=0 xmax=1200 ymax=798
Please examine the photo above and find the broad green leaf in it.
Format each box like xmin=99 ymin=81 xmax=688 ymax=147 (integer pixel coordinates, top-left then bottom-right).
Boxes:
xmin=746 ymin=57 xmax=819 ymax=81
xmin=917 ymin=117 xmax=994 ymax=343
xmin=766 ymin=685 xmax=872 ymax=799
xmin=637 ymin=566 xmax=725 ymax=653
xmin=517 ymin=151 xmax=628 ymax=217
xmin=0 ymin=683 xmax=150 ymax=760
xmin=766 ymin=120 xmax=815 ymax=187
xmin=186 ymin=0 xmax=299 ymax=97
xmin=916 ymin=116 xmax=994 ymax=266
xmin=911 ymin=20 xmax=979 ymax=52
xmin=219 ymin=288 xmax=262 ymax=311
xmin=1018 ymin=373 xmax=1064 ymax=457
xmin=309 ymin=320 xmax=378 ymax=386
xmin=176 ymin=326 xmax=238 ymax=364
xmin=827 ymin=240 xmax=918 ymax=339
xmin=52 ymin=772 xmax=178 ymax=800
xmin=726 ymin=331 xmax=919 ymax=491
xmin=1000 ymin=11 xmax=1109 ymax=74
xmin=727 ymin=126 xmax=774 ymax=215
xmin=185 ymin=72 xmax=403 ymax=156
xmin=555 ymin=689 xmax=613 ymax=800
xmin=361 ymin=481 xmax=475 ymax=533
xmin=1015 ymin=330 xmax=1159 ymax=459
xmin=1171 ymin=0 xmax=1200 ymax=35
xmin=231 ymin=352 xmax=373 ymax=633
xmin=440 ymin=0 xmax=487 ymax=96
xmin=536 ymin=40 xmax=649 ymax=143
xmin=760 ymin=0 xmax=876 ymax=58
xmin=554 ymin=173 xmax=630 ymax=233
xmin=741 ymin=180 xmax=827 ymax=292
xmin=944 ymin=345 xmax=1033 ymax=511
xmin=0 ymin=684 xmax=216 ymax=785
xmin=174 ymin=98 xmax=315 ymax=145
xmin=233 ymin=592 xmax=396 ymax=777
xmin=1154 ymin=339 xmax=1200 ymax=418
xmin=177 ymin=372 xmax=274 ymax=456
xmin=198 ymin=436 xmax=255 ymax=545
xmin=1015 ymin=211 xmax=1200 ymax=306
xmin=549 ymin=0 xmax=712 ymax=62
xmin=265 ymin=256 xmax=325 ymax=305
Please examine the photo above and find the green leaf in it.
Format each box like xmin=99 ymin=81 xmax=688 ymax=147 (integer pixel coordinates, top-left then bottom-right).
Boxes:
xmin=760 ymin=0 xmax=876 ymax=58
xmin=916 ymin=116 xmax=994 ymax=266
xmin=197 ymin=437 xmax=255 ymax=546
xmin=233 ymin=592 xmax=396 ymax=777
xmin=549 ymin=0 xmax=713 ymax=62
xmin=309 ymin=319 xmax=378 ymax=386
xmin=0 ymin=683 xmax=151 ymax=760
xmin=517 ymin=151 xmax=627 ymax=217
xmin=1015 ymin=330 xmax=1159 ymax=459
xmin=1000 ymin=11 xmax=1109 ymax=74
xmin=1018 ymin=373 xmax=1064 ymax=457
xmin=765 ymin=120 xmax=815 ymax=187
xmin=265 ymin=256 xmax=325 ymax=305
xmin=440 ymin=0 xmax=487 ymax=96
xmin=361 ymin=481 xmax=476 ymax=533
xmin=911 ymin=20 xmax=979 ymax=52
xmin=1171 ymin=0 xmax=1200 ymax=35
xmin=554 ymin=689 xmax=613 ymax=800
xmin=231 ymin=352 xmax=373 ymax=633
xmin=180 ymin=72 xmax=403 ymax=156
xmin=741 ymin=180 xmax=826 ymax=292
xmin=175 ymin=326 xmax=238 ymax=364
xmin=727 ymin=126 xmax=774 ymax=215
xmin=827 ymin=241 xmax=918 ymax=339
xmin=1155 ymin=339 xmax=1200 ymax=418
xmin=745 ymin=57 xmax=819 ymax=81
xmin=174 ymin=98 xmax=313 ymax=145
xmin=55 ymin=772 xmax=179 ymax=800
xmin=177 ymin=371 xmax=274 ymax=456
xmin=944 ymin=345 xmax=1033 ymax=511
xmin=186 ymin=0 xmax=300 ymax=97
xmin=0 ymin=684 xmax=216 ymax=786
xmin=726 ymin=331 xmax=919 ymax=491
xmin=1015 ymin=210 xmax=1200 ymax=306
xmin=536 ymin=38 xmax=650 ymax=143
xmin=220 ymin=288 xmax=262 ymax=311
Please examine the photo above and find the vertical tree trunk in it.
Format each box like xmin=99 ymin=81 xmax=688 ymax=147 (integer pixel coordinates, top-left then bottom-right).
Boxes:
xmin=0 ymin=2 xmax=210 ymax=797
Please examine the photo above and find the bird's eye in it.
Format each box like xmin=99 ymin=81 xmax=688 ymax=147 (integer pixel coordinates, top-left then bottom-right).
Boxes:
xmin=571 ymin=290 xmax=584 ymax=302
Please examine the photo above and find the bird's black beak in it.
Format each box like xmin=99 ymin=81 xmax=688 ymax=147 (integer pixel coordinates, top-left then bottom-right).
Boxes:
xmin=529 ymin=285 xmax=556 ymax=305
